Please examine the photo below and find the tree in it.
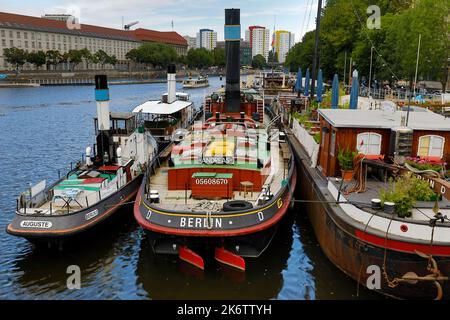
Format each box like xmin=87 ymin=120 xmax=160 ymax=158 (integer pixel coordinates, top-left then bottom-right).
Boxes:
xmin=3 ymin=47 xmax=27 ymax=71
xmin=27 ymin=50 xmax=46 ymax=70
xmin=212 ymin=47 xmax=226 ymax=67
xmin=285 ymin=31 xmax=315 ymax=72
xmin=185 ymin=48 xmax=214 ymax=69
xmin=383 ymin=0 xmax=449 ymax=90
xmin=268 ymin=50 xmax=279 ymax=63
xmin=251 ymin=54 xmax=267 ymax=69
xmin=45 ymin=50 xmax=62 ymax=70
xmin=125 ymin=43 xmax=177 ymax=69
xmin=66 ymin=49 xmax=84 ymax=71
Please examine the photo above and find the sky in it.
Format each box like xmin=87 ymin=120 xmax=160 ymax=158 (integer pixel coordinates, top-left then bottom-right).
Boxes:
xmin=0 ymin=0 xmax=320 ymax=42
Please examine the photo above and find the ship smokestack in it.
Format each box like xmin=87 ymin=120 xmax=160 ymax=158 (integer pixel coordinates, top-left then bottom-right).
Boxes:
xmin=95 ymin=75 xmax=110 ymax=131
xmin=224 ymin=8 xmax=241 ymax=112
xmin=167 ymin=64 xmax=176 ymax=103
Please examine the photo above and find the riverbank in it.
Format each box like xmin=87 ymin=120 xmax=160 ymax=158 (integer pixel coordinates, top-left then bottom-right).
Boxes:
xmin=0 ymin=68 xmax=255 ymax=87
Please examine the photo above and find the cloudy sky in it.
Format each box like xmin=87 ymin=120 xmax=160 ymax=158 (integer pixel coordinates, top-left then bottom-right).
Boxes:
xmin=0 ymin=0 xmax=320 ymax=42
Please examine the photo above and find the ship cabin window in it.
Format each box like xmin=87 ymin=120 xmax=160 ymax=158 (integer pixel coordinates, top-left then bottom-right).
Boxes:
xmin=356 ymin=132 xmax=382 ymax=155
xmin=418 ymin=135 xmax=445 ymax=158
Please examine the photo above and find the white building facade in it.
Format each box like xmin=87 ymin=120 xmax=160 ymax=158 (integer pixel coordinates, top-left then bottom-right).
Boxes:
xmin=246 ymin=26 xmax=270 ymax=61
xmin=275 ymin=30 xmax=295 ymax=63
xmin=195 ymin=29 xmax=217 ymax=51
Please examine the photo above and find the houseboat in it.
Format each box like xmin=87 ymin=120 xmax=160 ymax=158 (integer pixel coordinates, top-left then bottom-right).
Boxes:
xmin=254 ymin=71 xmax=295 ymax=106
xmin=134 ymin=9 xmax=296 ymax=271
xmin=7 ymin=75 xmax=157 ymax=246
xmin=286 ymin=107 xmax=450 ymax=299
xmin=182 ymin=75 xmax=209 ymax=89
xmin=132 ymin=65 xmax=196 ymax=144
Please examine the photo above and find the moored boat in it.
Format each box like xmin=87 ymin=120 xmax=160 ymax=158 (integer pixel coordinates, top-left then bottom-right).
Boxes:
xmin=285 ymin=105 xmax=450 ymax=299
xmin=7 ymin=75 xmax=157 ymax=246
xmin=132 ymin=65 xmax=198 ymax=145
xmin=182 ymin=75 xmax=209 ymax=89
xmin=134 ymin=8 xmax=296 ymax=271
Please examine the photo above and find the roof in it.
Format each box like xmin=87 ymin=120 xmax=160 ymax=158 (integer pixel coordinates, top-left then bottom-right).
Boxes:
xmin=132 ymin=100 xmax=192 ymax=115
xmin=133 ymin=28 xmax=187 ymax=46
xmin=0 ymin=11 xmax=187 ymax=45
xmin=94 ymin=112 xmax=135 ymax=120
xmin=318 ymin=109 xmax=450 ymax=132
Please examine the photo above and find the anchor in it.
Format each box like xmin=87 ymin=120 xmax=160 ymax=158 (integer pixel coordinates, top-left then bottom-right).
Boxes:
xmin=398 ymin=250 xmax=449 ymax=300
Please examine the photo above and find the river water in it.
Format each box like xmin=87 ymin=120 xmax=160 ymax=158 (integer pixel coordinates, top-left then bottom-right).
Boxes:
xmin=0 ymin=76 xmax=380 ymax=299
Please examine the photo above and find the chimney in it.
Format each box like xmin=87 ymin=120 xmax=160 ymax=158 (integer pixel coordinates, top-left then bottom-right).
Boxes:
xmin=167 ymin=64 xmax=176 ymax=104
xmin=95 ymin=75 xmax=110 ymax=131
xmin=224 ymin=8 xmax=241 ymax=112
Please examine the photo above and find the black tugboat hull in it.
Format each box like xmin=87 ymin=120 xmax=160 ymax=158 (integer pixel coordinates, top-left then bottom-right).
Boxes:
xmin=6 ymin=175 xmax=143 ymax=245
xmin=289 ymin=133 xmax=450 ymax=300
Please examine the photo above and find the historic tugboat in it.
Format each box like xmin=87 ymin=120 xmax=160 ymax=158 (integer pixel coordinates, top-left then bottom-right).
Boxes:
xmin=132 ymin=65 xmax=196 ymax=145
xmin=7 ymin=75 xmax=157 ymax=246
xmin=134 ymin=8 xmax=296 ymax=271
xmin=285 ymin=105 xmax=450 ymax=299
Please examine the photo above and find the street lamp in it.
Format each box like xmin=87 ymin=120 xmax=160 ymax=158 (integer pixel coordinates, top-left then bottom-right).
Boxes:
xmin=406 ymin=91 xmax=412 ymax=127
xmin=368 ymin=46 xmax=373 ymax=98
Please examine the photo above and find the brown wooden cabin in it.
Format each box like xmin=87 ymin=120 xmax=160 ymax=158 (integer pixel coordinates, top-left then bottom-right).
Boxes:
xmin=317 ymin=109 xmax=450 ymax=177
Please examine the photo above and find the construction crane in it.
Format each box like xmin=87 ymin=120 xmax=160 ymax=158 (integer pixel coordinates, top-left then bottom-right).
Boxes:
xmin=124 ymin=21 xmax=139 ymax=30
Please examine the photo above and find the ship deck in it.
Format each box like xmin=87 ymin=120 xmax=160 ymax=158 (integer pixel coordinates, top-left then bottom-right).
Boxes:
xmin=328 ymin=177 xmax=450 ymax=222
xmin=146 ymin=139 xmax=291 ymax=212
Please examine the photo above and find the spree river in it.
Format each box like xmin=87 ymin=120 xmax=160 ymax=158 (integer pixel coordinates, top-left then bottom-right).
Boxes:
xmin=0 ymin=76 xmax=379 ymax=299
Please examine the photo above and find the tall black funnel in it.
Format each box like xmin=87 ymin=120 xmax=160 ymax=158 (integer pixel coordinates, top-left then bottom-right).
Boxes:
xmin=224 ymin=8 xmax=241 ymax=112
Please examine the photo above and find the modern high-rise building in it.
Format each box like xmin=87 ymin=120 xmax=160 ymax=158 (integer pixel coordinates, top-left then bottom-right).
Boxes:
xmin=216 ymin=40 xmax=251 ymax=66
xmin=196 ymin=29 xmax=217 ymax=51
xmin=183 ymin=35 xmax=196 ymax=50
xmin=274 ymin=30 xmax=295 ymax=63
xmin=246 ymin=26 xmax=270 ymax=61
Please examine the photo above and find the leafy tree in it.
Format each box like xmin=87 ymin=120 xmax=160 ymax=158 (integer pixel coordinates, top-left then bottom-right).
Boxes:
xmin=251 ymin=54 xmax=267 ymax=69
xmin=383 ymin=0 xmax=449 ymax=90
xmin=66 ymin=49 xmax=84 ymax=70
xmin=45 ymin=50 xmax=62 ymax=70
xmin=3 ymin=47 xmax=27 ymax=70
xmin=185 ymin=48 xmax=214 ymax=69
xmin=27 ymin=50 xmax=46 ymax=70
xmin=95 ymin=50 xmax=111 ymax=69
xmin=285 ymin=31 xmax=315 ymax=72
xmin=268 ymin=50 xmax=279 ymax=63
xmin=212 ymin=47 xmax=226 ymax=67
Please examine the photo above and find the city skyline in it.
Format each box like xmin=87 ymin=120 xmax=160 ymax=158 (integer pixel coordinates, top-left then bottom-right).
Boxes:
xmin=0 ymin=0 xmax=319 ymax=42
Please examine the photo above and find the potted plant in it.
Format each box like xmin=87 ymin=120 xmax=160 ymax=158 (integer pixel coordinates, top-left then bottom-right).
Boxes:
xmin=337 ymin=148 xmax=357 ymax=181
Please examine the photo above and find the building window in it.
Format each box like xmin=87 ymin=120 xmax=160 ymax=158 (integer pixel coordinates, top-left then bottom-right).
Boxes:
xmin=1 ymin=30 xmax=5 ymax=37
xmin=356 ymin=132 xmax=382 ymax=155
xmin=9 ymin=30 xmax=13 ymax=38
xmin=418 ymin=135 xmax=445 ymax=158
xmin=10 ymin=40 xmax=13 ymax=47
xmin=24 ymin=32 xmax=28 ymax=39
xmin=1 ymin=39 xmax=6 ymax=47
xmin=17 ymin=31 xmax=21 ymax=39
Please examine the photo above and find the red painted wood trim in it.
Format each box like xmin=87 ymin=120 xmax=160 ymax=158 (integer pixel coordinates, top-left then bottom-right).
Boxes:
xmin=355 ymin=230 xmax=450 ymax=256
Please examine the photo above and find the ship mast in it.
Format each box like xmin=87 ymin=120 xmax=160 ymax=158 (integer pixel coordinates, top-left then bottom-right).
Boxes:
xmin=310 ymin=0 xmax=323 ymax=101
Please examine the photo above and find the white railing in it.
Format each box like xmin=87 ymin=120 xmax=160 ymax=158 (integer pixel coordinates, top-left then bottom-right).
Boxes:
xmin=292 ymin=119 xmax=320 ymax=168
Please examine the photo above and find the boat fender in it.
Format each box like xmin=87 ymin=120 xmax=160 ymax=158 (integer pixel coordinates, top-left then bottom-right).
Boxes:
xmin=85 ymin=146 xmax=92 ymax=166
xmin=223 ymin=200 xmax=253 ymax=212
xmin=117 ymin=147 xmax=122 ymax=166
